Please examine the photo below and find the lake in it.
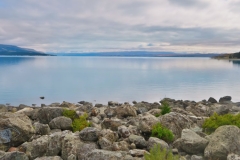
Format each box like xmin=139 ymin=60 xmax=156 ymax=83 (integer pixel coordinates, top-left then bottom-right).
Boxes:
xmin=0 ymin=56 xmax=240 ymax=106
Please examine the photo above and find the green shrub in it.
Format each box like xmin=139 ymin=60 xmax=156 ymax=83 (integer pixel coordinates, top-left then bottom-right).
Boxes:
xmin=151 ymin=123 xmax=174 ymax=142
xmin=72 ymin=113 xmax=91 ymax=132
xmin=202 ymin=112 xmax=240 ymax=134
xmin=63 ymin=109 xmax=78 ymax=120
xmin=155 ymin=113 xmax=161 ymax=117
xmin=161 ymin=101 xmax=171 ymax=115
xmin=144 ymin=144 xmax=179 ymax=160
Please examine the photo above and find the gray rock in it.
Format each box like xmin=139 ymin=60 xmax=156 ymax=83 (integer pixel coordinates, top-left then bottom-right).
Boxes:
xmin=79 ymin=127 xmax=100 ymax=141
xmin=0 ymin=112 xmax=35 ymax=151
xmin=112 ymin=141 xmax=130 ymax=151
xmin=219 ymin=96 xmax=232 ymax=103
xmin=101 ymin=118 xmax=122 ymax=131
xmin=129 ymin=149 xmax=149 ymax=157
xmin=46 ymin=131 xmax=64 ymax=156
xmin=115 ymin=105 xmax=137 ymax=118
xmin=147 ymin=137 xmax=169 ymax=151
xmin=191 ymin=155 xmax=204 ymax=160
xmin=76 ymin=142 xmax=99 ymax=159
xmin=59 ymin=101 xmax=76 ymax=109
xmin=118 ymin=125 xmax=131 ymax=138
xmin=98 ymin=129 xmax=119 ymax=150
xmin=227 ymin=153 xmax=240 ymax=160
xmin=16 ymin=108 xmax=34 ymax=118
xmin=36 ymin=107 xmax=63 ymax=124
xmin=186 ymin=103 xmax=209 ymax=117
xmin=159 ymin=112 xmax=195 ymax=139
xmin=95 ymin=104 xmax=103 ymax=108
xmin=204 ymin=125 xmax=240 ymax=160
xmin=129 ymin=135 xmax=147 ymax=149
xmin=61 ymin=132 xmax=82 ymax=160
xmin=133 ymin=103 xmax=148 ymax=114
xmin=34 ymin=156 xmax=63 ymax=160
xmin=33 ymin=122 xmax=50 ymax=135
xmin=208 ymin=97 xmax=218 ymax=103
xmin=108 ymin=101 xmax=119 ymax=106
xmin=84 ymin=149 xmax=131 ymax=160
xmin=173 ymin=129 xmax=208 ymax=154
xmin=49 ymin=116 xmax=72 ymax=130
xmin=104 ymin=107 xmax=117 ymax=118
xmin=0 ymin=151 xmax=29 ymax=160
xmin=138 ymin=113 xmax=158 ymax=133
xmin=21 ymin=135 xmax=49 ymax=160
xmin=0 ymin=105 xmax=7 ymax=112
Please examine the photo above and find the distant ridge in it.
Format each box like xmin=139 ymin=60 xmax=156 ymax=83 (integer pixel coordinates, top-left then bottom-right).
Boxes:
xmin=0 ymin=44 xmax=50 ymax=56
xmin=51 ymin=51 xmax=220 ymax=57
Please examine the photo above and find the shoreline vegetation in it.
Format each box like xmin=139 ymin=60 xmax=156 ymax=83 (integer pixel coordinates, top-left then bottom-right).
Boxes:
xmin=1 ymin=96 xmax=240 ymax=159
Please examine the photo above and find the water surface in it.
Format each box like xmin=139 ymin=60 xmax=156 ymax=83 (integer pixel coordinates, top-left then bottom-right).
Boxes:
xmin=0 ymin=56 xmax=240 ymax=106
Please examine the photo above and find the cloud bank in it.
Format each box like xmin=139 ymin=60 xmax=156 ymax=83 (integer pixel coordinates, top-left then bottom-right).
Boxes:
xmin=0 ymin=0 xmax=240 ymax=53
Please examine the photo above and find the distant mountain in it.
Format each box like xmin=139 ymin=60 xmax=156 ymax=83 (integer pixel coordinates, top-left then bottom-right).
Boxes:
xmin=212 ymin=51 xmax=240 ymax=59
xmin=51 ymin=51 xmax=220 ymax=57
xmin=0 ymin=44 xmax=50 ymax=56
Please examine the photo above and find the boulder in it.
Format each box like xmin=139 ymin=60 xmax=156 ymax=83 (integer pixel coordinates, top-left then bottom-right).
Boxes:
xmin=21 ymin=135 xmax=49 ymax=160
xmin=191 ymin=155 xmax=204 ymax=160
xmin=129 ymin=149 xmax=149 ymax=157
xmin=0 ymin=151 xmax=29 ymax=160
xmin=33 ymin=122 xmax=50 ymax=135
xmin=115 ymin=105 xmax=137 ymax=118
xmin=208 ymin=97 xmax=218 ymax=103
xmin=0 ymin=112 xmax=35 ymax=151
xmin=0 ymin=105 xmax=7 ymax=112
xmin=46 ymin=131 xmax=68 ymax=156
xmin=186 ymin=103 xmax=209 ymax=117
xmin=159 ymin=112 xmax=195 ymax=139
xmin=36 ymin=107 xmax=63 ymax=124
xmin=76 ymin=142 xmax=99 ymax=159
xmin=79 ymin=127 xmax=100 ymax=142
xmin=16 ymin=108 xmax=34 ymax=118
xmin=173 ymin=129 xmax=208 ymax=154
xmin=61 ymin=132 xmax=82 ymax=160
xmin=108 ymin=101 xmax=119 ymax=106
xmin=133 ymin=103 xmax=149 ymax=114
xmin=34 ymin=156 xmax=63 ymax=160
xmin=84 ymin=149 xmax=132 ymax=160
xmin=129 ymin=135 xmax=147 ymax=149
xmin=101 ymin=118 xmax=122 ymax=131
xmin=59 ymin=101 xmax=76 ymax=109
xmin=219 ymin=96 xmax=232 ymax=103
xmin=98 ymin=129 xmax=119 ymax=150
xmin=147 ymin=109 xmax=161 ymax=116
xmin=49 ymin=116 xmax=72 ymax=130
xmin=208 ymin=103 xmax=231 ymax=115
xmin=104 ymin=107 xmax=117 ymax=118
xmin=227 ymin=153 xmax=240 ymax=160
xmin=147 ymin=137 xmax=169 ymax=151
xmin=112 ymin=141 xmax=129 ymax=151
xmin=118 ymin=125 xmax=131 ymax=138
xmin=204 ymin=125 xmax=240 ymax=160
xmin=95 ymin=104 xmax=103 ymax=108
xmin=138 ymin=113 xmax=158 ymax=133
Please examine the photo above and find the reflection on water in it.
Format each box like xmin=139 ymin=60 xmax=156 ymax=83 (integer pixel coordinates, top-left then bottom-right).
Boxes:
xmin=231 ymin=60 xmax=240 ymax=67
xmin=0 ymin=56 xmax=240 ymax=106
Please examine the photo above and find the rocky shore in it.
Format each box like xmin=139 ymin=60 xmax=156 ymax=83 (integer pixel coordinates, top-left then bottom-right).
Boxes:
xmin=1 ymin=96 xmax=240 ymax=160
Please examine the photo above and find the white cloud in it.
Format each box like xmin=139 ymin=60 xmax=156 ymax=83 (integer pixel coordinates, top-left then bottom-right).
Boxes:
xmin=0 ymin=0 xmax=240 ymax=53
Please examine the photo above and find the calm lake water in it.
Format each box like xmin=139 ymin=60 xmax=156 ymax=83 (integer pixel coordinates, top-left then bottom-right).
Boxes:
xmin=0 ymin=56 xmax=240 ymax=106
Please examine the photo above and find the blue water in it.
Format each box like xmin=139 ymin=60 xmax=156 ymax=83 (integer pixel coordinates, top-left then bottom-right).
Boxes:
xmin=0 ymin=56 xmax=240 ymax=106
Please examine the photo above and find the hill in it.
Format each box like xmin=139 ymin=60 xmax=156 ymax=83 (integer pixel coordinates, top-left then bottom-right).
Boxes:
xmin=212 ymin=51 xmax=240 ymax=59
xmin=51 ymin=51 xmax=220 ymax=57
xmin=0 ymin=44 xmax=50 ymax=56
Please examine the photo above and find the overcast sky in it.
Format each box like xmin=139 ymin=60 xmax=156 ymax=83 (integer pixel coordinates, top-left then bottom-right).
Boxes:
xmin=0 ymin=0 xmax=240 ymax=53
